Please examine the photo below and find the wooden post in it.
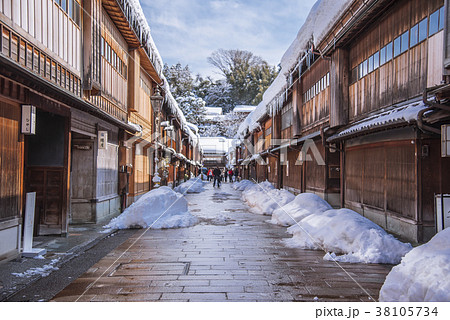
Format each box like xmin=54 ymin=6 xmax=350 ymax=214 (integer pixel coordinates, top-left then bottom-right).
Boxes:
xmin=330 ymin=48 xmax=349 ymax=128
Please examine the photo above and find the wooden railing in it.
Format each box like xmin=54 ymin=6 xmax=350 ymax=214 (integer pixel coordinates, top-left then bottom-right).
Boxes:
xmin=0 ymin=22 xmax=82 ymax=98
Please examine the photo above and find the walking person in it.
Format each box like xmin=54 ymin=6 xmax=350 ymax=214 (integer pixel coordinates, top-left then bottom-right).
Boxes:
xmin=228 ymin=168 xmax=233 ymax=183
xmin=224 ymin=168 xmax=228 ymax=183
xmin=207 ymin=168 xmax=213 ymax=182
xmin=234 ymin=168 xmax=239 ymax=182
xmin=213 ymin=167 xmax=222 ymax=187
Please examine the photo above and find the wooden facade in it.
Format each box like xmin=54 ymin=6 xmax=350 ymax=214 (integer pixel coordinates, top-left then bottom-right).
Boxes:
xmin=237 ymin=0 xmax=450 ymax=243
xmin=0 ymin=0 xmax=202 ymax=262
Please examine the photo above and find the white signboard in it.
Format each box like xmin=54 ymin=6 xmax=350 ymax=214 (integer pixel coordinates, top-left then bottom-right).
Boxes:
xmin=435 ymin=194 xmax=450 ymax=232
xmin=22 ymin=192 xmax=46 ymax=257
xmin=98 ymin=131 xmax=108 ymax=150
xmin=442 ymin=125 xmax=450 ymax=157
xmin=21 ymin=105 xmax=36 ymax=135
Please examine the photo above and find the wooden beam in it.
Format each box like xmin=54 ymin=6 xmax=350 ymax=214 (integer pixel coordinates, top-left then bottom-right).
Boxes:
xmin=330 ymin=48 xmax=349 ymax=128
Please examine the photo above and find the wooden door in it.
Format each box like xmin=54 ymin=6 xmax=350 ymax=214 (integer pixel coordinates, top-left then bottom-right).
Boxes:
xmin=27 ymin=167 xmax=64 ymax=235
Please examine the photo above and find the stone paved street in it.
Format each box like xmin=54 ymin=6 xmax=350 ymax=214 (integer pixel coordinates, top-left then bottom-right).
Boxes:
xmin=53 ymin=182 xmax=393 ymax=302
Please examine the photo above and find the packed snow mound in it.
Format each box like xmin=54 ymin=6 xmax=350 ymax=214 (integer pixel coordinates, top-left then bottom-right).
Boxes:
xmin=271 ymin=193 xmax=332 ymax=226
xmin=242 ymin=181 xmax=295 ymax=215
xmin=106 ymin=187 xmax=197 ymax=229
xmin=233 ymin=180 xmax=255 ymax=191
xmin=174 ymin=178 xmax=205 ymax=194
xmin=285 ymin=208 xmax=412 ymax=264
xmin=379 ymin=228 xmax=450 ymax=301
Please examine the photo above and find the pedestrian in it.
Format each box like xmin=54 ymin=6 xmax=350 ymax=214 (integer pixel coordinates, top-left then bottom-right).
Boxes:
xmin=234 ymin=168 xmax=239 ymax=182
xmin=224 ymin=168 xmax=228 ymax=182
xmin=213 ymin=167 xmax=222 ymax=187
xmin=228 ymin=168 xmax=233 ymax=182
xmin=207 ymin=168 xmax=213 ymax=182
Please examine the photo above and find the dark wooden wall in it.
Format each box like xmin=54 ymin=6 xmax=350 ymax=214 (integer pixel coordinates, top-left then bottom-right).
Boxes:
xmin=345 ymin=141 xmax=416 ymax=220
xmin=0 ymin=99 xmax=23 ymax=222
xmin=304 ymin=142 xmax=326 ymax=192
xmin=300 ymin=58 xmax=330 ymax=129
xmin=349 ymin=0 xmax=444 ymax=119
xmin=283 ymin=149 xmax=302 ymax=191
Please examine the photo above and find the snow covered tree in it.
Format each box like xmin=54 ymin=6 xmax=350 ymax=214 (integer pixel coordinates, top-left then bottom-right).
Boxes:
xmin=164 ymin=63 xmax=207 ymax=126
xmin=163 ymin=63 xmax=195 ymax=98
xmin=195 ymin=78 xmax=233 ymax=112
xmin=176 ymin=93 xmax=207 ymax=126
xmin=207 ymin=49 xmax=278 ymax=107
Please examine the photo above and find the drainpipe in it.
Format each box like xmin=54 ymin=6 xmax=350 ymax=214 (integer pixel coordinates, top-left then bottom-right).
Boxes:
xmin=421 ymin=86 xmax=450 ymax=237
xmin=419 ymin=88 xmax=449 ymax=134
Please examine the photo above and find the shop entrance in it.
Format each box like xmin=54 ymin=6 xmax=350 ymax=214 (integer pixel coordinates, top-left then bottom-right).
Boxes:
xmin=25 ymin=110 xmax=68 ymax=235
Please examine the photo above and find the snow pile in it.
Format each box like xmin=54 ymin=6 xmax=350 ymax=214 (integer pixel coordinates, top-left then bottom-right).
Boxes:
xmin=379 ymin=228 xmax=450 ymax=302
xmin=286 ymin=208 xmax=412 ymax=264
xmin=106 ymin=187 xmax=197 ymax=229
xmin=12 ymin=259 xmax=60 ymax=278
xmin=233 ymin=180 xmax=255 ymax=191
xmin=174 ymin=178 xmax=205 ymax=194
xmin=271 ymin=193 xmax=332 ymax=226
xmin=242 ymin=181 xmax=295 ymax=215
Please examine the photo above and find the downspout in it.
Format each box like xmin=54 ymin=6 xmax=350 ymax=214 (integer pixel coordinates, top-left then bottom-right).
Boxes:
xmin=419 ymin=88 xmax=448 ymax=135
xmin=421 ymin=86 xmax=450 ymax=236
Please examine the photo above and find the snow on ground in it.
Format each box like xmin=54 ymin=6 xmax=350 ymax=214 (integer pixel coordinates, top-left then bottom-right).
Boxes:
xmin=241 ymin=181 xmax=295 ymax=215
xmin=271 ymin=193 xmax=332 ymax=226
xmin=285 ymin=208 xmax=412 ymax=264
xmin=105 ymin=187 xmax=197 ymax=229
xmin=12 ymin=259 xmax=60 ymax=278
xmin=232 ymin=180 xmax=255 ymax=191
xmin=379 ymin=228 xmax=450 ymax=301
xmin=174 ymin=177 xmax=205 ymax=194
xmin=233 ymin=182 xmax=411 ymax=264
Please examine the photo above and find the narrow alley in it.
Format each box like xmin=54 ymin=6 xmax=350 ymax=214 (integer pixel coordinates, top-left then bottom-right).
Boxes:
xmin=52 ymin=182 xmax=392 ymax=302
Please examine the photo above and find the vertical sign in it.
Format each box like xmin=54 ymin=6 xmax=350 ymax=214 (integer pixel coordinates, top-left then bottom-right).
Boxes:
xmin=442 ymin=125 xmax=450 ymax=157
xmin=98 ymin=130 xmax=108 ymax=149
xmin=21 ymin=105 xmax=36 ymax=135
xmin=22 ymin=192 xmax=46 ymax=257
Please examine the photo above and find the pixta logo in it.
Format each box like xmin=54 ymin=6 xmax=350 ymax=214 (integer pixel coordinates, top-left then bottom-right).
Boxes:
xmin=240 ymin=138 xmax=325 ymax=166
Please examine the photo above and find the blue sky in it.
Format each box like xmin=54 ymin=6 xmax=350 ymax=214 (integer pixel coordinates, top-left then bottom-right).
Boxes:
xmin=140 ymin=0 xmax=317 ymax=78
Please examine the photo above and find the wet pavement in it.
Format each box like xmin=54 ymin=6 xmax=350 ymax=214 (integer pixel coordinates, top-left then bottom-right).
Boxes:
xmin=52 ymin=182 xmax=393 ymax=302
xmin=0 ymin=224 xmax=119 ymax=301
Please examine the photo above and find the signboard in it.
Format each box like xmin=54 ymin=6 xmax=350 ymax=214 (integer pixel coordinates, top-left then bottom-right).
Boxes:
xmin=435 ymin=194 xmax=450 ymax=232
xmin=98 ymin=131 xmax=108 ymax=150
xmin=442 ymin=125 xmax=450 ymax=157
xmin=21 ymin=105 xmax=36 ymax=135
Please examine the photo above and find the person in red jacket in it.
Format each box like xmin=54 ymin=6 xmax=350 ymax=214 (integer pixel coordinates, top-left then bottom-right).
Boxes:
xmin=207 ymin=168 xmax=213 ymax=182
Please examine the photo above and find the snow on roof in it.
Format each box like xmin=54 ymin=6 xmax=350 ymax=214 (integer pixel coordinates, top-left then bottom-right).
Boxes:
xmin=233 ymin=105 xmax=257 ymax=113
xmin=124 ymin=1 xmax=202 ymax=153
xmin=127 ymin=0 xmax=164 ymax=76
xmin=281 ymin=0 xmax=353 ymax=73
xmin=205 ymin=107 xmax=223 ymax=115
xmin=199 ymin=137 xmax=233 ymax=154
xmin=186 ymin=122 xmax=199 ymax=134
xmin=235 ymin=0 xmax=353 ymax=140
xmin=329 ymin=101 xmax=428 ymax=140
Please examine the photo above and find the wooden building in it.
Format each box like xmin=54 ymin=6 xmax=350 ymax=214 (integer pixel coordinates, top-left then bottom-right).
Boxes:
xmin=236 ymin=0 xmax=450 ymax=243
xmin=0 ymin=0 xmax=201 ymax=263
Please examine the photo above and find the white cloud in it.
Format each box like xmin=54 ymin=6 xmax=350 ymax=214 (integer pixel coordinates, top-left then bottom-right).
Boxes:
xmin=140 ymin=0 xmax=317 ymax=78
